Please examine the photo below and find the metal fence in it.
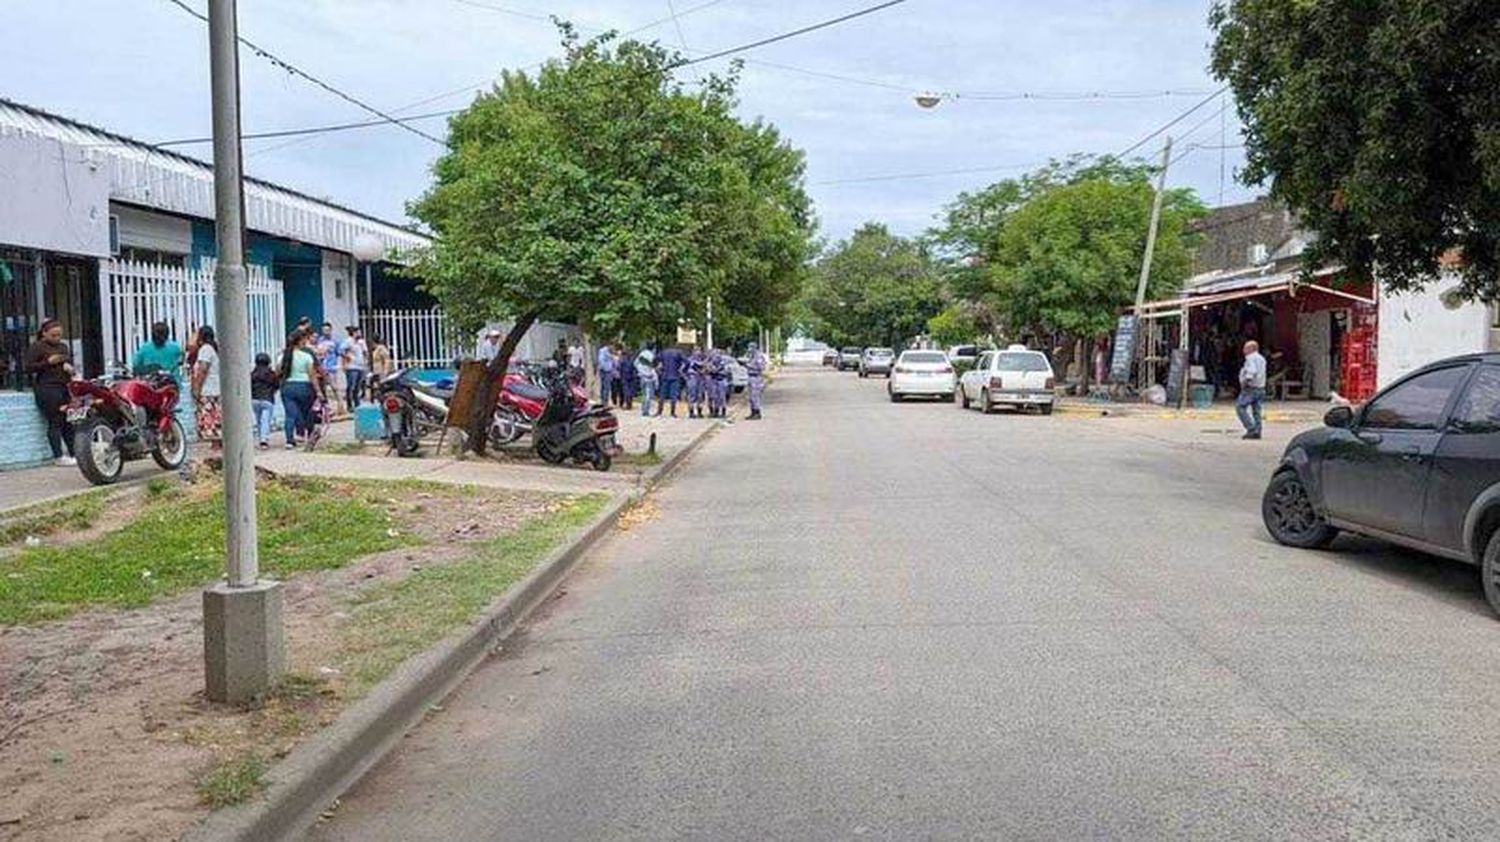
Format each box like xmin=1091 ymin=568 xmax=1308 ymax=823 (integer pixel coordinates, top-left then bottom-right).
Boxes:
xmin=359 ymin=308 xmax=582 ymax=369
xmin=100 ymin=258 xmax=284 ymax=371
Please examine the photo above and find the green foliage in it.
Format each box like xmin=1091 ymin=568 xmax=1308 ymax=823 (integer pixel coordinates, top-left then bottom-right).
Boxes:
xmin=1210 ymin=0 xmax=1500 ymax=298
xmin=926 ymin=304 xmax=981 ymax=348
xmin=335 ymin=494 xmax=609 ymax=694
xmin=0 ymin=491 xmax=106 ymax=546
xmin=408 ymin=27 xmax=815 ymax=344
xmin=799 ymin=223 xmax=944 ymax=348
xmin=991 ymin=171 xmax=1203 ymax=338
xmin=0 ymin=479 xmax=411 ymax=624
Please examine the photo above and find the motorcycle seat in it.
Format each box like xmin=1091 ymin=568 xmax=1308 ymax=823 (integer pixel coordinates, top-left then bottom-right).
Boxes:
xmin=412 ymin=382 xmax=454 ymax=401
xmin=507 ymin=381 xmax=549 ymax=401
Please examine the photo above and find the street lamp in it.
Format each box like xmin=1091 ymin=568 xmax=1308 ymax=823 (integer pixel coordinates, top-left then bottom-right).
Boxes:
xmin=914 ymin=92 xmax=943 ymax=109
xmin=351 ymin=233 xmax=384 ymax=313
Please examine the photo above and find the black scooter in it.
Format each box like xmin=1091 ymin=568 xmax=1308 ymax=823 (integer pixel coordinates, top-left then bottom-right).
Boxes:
xmin=532 ymin=366 xmax=620 ymax=471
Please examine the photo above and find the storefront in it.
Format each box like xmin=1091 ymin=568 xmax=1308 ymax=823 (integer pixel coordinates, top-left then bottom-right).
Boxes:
xmin=1132 ymin=267 xmax=1379 ymax=404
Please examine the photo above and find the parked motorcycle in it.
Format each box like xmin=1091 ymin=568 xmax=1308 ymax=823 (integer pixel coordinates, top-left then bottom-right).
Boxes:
xmin=489 ymin=370 xmax=590 ymax=448
xmin=66 ymin=370 xmax=188 ymax=485
xmin=531 ymin=366 xmax=620 ymax=471
xmin=376 ymin=369 xmax=453 ymax=457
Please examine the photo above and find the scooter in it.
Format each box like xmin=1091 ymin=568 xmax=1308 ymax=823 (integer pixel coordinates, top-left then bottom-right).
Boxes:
xmin=531 ymin=367 xmax=620 ymax=471
xmin=489 ymin=371 xmax=591 ymax=447
xmin=65 ymin=369 xmax=188 ymax=485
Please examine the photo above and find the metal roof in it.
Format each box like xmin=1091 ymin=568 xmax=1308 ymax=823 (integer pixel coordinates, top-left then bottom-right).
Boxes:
xmin=0 ymin=97 xmax=431 ymax=257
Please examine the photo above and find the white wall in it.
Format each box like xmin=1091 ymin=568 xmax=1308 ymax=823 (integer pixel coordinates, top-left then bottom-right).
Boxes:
xmin=0 ymin=134 xmax=109 ymax=255
xmin=1378 ymin=276 xmax=1490 ymax=388
xmin=321 ymin=250 xmax=358 ymax=332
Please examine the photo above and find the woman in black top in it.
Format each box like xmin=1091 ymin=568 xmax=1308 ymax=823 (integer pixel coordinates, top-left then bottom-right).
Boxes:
xmin=24 ymin=319 xmax=76 ymax=465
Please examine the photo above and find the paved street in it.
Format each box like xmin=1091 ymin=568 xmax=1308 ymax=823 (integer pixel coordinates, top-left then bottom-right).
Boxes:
xmin=310 ymin=366 xmax=1500 ymax=841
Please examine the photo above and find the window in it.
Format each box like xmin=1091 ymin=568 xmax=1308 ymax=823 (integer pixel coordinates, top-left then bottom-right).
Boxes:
xmin=1452 ymin=366 xmax=1500 ymax=433
xmin=996 ymin=352 xmax=1050 ymax=372
xmin=117 ymin=246 xmax=186 ymax=268
xmin=1362 ymin=365 xmax=1470 ymax=430
xmin=901 ymin=351 xmax=947 ymax=364
xmin=975 ymin=352 xmax=992 ymax=370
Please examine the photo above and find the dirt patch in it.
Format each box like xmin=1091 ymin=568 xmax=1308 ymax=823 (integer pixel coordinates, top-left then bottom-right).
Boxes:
xmin=0 ymin=480 xmax=566 ymax=842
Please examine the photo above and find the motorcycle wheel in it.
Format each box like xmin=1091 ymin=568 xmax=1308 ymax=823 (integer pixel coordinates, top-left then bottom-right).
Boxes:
xmin=589 ymin=446 xmax=612 ymax=472
xmin=74 ymin=419 xmax=124 ymax=485
xmin=151 ymin=417 xmax=188 ymax=470
xmin=394 ymin=435 xmax=422 ymax=458
xmin=536 ymin=438 xmax=567 ymax=464
xmin=489 ymin=408 xmax=525 ymax=448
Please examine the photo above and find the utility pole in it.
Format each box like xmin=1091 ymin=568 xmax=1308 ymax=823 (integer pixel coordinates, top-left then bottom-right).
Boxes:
xmin=706 ymin=296 xmax=715 ymax=350
xmin=1132 ymin=136 xmax=1173 ymax=390
xmin=202 ymin=0 xmax=284 ymax=704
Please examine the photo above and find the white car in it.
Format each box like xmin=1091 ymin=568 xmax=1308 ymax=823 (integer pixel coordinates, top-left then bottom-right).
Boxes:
xmin=888 ymin=350 xmax=955 ymax=402
xmin=728 ymin=358 xmax=748 ymax=393
xmin=959 ymin=345 xmax=1057 ymax=414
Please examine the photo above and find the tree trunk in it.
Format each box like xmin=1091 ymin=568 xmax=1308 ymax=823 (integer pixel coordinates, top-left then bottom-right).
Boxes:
xmin=1080 ymin=335 xmax=1094 ymax=391
xmin=466 ymin=311 xmax=539 ymax=455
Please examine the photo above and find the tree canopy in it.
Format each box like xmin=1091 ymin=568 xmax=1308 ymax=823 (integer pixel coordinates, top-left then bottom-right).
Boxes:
xmin=407 ymin=27 xmax=814 ymax=450
xmin=1211 ymin=0 xmax=1500 ymax=298
xmin=798 ymin=223 xmax=943 ymax=349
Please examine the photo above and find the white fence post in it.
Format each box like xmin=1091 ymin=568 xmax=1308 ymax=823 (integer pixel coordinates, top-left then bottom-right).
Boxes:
xmin=360 ymin=307 xmax=461 ymax=369
xmin=102 ymin=258 xmax=284 ymax=368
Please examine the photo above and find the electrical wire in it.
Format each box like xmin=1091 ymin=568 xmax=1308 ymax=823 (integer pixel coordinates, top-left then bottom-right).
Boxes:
xmin=156 ymin=0 xmax=446 ymax=146
xmin=1115 ymin=86 xmax=1228 ymax=159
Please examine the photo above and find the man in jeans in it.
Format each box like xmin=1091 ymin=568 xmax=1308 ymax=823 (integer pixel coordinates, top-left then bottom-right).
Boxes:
xmin=340 ymin=325 xmax=368 ymax=408
xmin=1236 ymin=339 xmax=1267 ymax=440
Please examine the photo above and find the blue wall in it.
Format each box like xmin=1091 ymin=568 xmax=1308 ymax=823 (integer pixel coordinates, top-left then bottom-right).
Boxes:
xmin=192 ymin=222 xmax=324 ymax=333
xmin=0 ymin=392 xmax=208 ymax=470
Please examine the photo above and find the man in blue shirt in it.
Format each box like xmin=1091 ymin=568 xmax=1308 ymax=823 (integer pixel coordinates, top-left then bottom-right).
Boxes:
xmin=131 ymin=321 xmax=183 ymax=383
xmin=316 ymin=322 xmax=342 ymax=413
xmin=596 ymin=342 xmax=617 ymax=405
xmin=1237 ymin=339 xmax=1267 ymax=440
xmin=656 ymin=344 xmax=686 ymax=417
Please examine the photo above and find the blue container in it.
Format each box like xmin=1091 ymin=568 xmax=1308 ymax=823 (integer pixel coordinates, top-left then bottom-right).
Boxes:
xmin=354 ymin=404 xmax=386 ymax=441
xmin=1190 ymin=383 xmax=1215 ymax=409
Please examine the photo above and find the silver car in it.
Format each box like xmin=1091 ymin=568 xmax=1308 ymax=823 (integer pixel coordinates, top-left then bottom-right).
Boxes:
xmin=859 ymin=347 xmax=895 ymax=378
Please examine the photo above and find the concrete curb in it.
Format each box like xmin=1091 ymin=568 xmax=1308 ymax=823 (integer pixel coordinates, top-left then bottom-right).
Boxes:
xmin=185 ymin=491 xmax=636 ymax=842
xmin=637 ymin=420 xmax=720 ymax=491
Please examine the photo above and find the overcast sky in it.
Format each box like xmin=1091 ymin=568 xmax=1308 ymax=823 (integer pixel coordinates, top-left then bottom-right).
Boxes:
xmin=4 ymin=0 xmax=1253 ymax=241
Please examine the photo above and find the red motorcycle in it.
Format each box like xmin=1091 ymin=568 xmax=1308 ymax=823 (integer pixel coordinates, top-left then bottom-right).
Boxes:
xmin=489 ymin=371 xmax=590 ymax=448
xmin=65 ymin=371 xmax=188 ymax=485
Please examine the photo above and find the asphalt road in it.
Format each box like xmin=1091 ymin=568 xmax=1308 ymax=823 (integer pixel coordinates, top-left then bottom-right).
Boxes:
xmin=310 ymin=367 xmax=1500 ymax=841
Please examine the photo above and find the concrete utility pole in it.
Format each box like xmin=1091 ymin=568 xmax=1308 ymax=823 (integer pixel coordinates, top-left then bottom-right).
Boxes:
xmin=1132 ymin=136 xmax=1173 ymax=390
xmin=202 ymin=0 xmax=284 ymax=704
xmin=706 ymin=296 xmax=715 ymax=350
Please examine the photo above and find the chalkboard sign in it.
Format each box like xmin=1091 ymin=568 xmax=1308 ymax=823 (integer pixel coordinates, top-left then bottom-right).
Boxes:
xmin=1109 ymin=315 xmax=1137 ymax=383
xmin=1165 ymin=347 xmax=1190 ymax=407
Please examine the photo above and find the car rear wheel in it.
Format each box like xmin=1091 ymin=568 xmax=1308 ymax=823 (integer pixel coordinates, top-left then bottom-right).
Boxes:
xmin=1481 ymin=531 xmax=1500 ymax=619
xmin=889 ymin=389 xmax=901 ymax=403
xmin=1040 ymin=403 xmax=1054 ymax=416
xmin=980 ymin=389 xmax=995 ymax=415
xmin=959 ymin=387 xmax=970 ymax=409
xmin=1262 ymin=470 xmax=1336 ymax=549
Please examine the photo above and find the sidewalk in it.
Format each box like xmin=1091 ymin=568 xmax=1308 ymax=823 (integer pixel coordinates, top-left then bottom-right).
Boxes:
xmin=1055 ymin=395 xmax=1330 ymax=423
xmin=0 ymin=404 xmax=722 ymax=513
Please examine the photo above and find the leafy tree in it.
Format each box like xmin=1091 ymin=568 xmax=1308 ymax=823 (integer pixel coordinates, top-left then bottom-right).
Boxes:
xmin=988 ymin=168 xmax=1203 ymax=381
xmin=800 ymin=223 xmax=943 ymax=349
xmin=926 ymin=304 xmax=982 ymax=349
xmin=409 ymin=28 xmax=813 ymax=450
xmin=1211 ymin=0 xmax=1500 ymax=298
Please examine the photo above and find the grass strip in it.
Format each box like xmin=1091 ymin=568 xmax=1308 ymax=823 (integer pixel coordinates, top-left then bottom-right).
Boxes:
xmin=335 ymin=493 xmax=611 ymax=694
xmin=0 ymin=490 xmax=110 ymax=546
xmin=0 ymin=478 xmax=413 ymax=625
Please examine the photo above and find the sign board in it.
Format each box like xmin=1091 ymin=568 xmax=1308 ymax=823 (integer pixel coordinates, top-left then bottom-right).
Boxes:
xmin=1165 ymin=347 xmax=1190 ymax=407
xmin=1108 ymin=315 xmax=1137 ymax=383
xmin=676 ymin=326 xmax=699 ymax=345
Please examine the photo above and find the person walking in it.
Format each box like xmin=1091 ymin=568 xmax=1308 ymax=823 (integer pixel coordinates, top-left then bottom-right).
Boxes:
xmin=190 ymin=325 xmax=222 ymax=449
xmin=596 ymin=340 xmax=617 ymax=405
xmin=1237 ymin=339 xmax=1268 ymax=440
xmin=278 ymin=329 xmax=319 ymax=449
xmin=634 ymin=344 xmax=659 ymax=418
xmin=341 ymin=325 xmax=368 ymax=409
xmin=706 ymin=347 xmax=730 ymax=418
xmin=656 ymin=343 xmax=686 ymax=417
xmin=686 ymin=345 xmax=706 ymax=418
xmin=316 ymin=322 xmax=343 ymax=415
xmin=131 ymin=321 xmax=183 ymax=381
xmin=250 ymin=352 xmax=280 ymax=449
xmin=745 ymin=341 xmax=769 ymax=420
xmin=24 ymin=319 xmax=76 ymax=466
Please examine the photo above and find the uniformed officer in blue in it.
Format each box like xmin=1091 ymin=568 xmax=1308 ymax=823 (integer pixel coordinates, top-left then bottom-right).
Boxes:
xmin=745 ymin=341 xmax=768 ymax=420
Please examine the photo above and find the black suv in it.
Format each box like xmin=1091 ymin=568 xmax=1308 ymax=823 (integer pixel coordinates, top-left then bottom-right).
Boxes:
xmin=1263 ymin=353 xmax=1500 ymax=616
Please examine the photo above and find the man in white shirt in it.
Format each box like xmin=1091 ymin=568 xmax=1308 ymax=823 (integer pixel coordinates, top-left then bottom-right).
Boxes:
xmin=1237 ymin=339 xmax=1268 ymax=440
xmin=477 ymin=329 xmax=502 ymax=363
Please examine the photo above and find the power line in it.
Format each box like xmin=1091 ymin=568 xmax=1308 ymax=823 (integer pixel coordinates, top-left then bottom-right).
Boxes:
xmin=1115 ymin=86 xmax=1227 ymax=159
xmin=674 ymin=0 xmax=908 ymax=68
xmin=156 ymin=0 xmax=446 ymax=146
xmin=158 ymin=109 xmax=460 ymax=148
xmin=813 ymin=161 xmax=1046 ymax=186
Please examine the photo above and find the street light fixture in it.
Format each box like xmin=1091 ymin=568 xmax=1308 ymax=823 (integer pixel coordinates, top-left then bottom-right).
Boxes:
xmin=351 ymin=233 xmax=384 ymax=313
xmin=914 ymin=92 xmax=943 ymax=109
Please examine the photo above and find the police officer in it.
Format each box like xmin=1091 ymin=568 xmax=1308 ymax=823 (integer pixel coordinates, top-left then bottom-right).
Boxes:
xmin=745 ymin=341 xmax=769 ymax=420
xmin=707 ymin=347 xmax=729 ymax=418
xmin=686 ymin=346 xmax=706 ymax=418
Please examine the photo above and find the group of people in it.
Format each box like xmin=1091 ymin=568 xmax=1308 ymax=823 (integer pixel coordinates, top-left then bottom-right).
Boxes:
xmin=20 ymin=316 xmax=394 ymax=466
xmin=23 ymin=319 xmax=225 ymax=466
xmin=594 ymin=341 xmax=769 ymax=420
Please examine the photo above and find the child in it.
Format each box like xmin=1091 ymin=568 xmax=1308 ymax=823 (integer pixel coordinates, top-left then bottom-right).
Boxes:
xmin=250 ymin=352 xmax=280 ymax=449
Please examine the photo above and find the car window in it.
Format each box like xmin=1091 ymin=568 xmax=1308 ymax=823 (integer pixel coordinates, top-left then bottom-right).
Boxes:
xmin=1362 ymin=365 xmax=1470 ymax=430
xmin=1451 ymin=366 xmax=1500 ymax=433
xmin=996 ymin=352 xmax=1050 ymax=372
xmin=901 ymin=351 xmax=947 ymax=364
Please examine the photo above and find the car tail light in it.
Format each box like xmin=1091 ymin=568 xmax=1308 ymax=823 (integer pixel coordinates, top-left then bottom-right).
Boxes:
xmin=894 ymin=366 xmax=908 ymax=374
xmin=1045 ymin=377 xmax=1056 ymax=390
xmin=383 ymin=396 xmax=403 ymax=413
xmin=937 ymin=366 xmax=952 ymax=374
